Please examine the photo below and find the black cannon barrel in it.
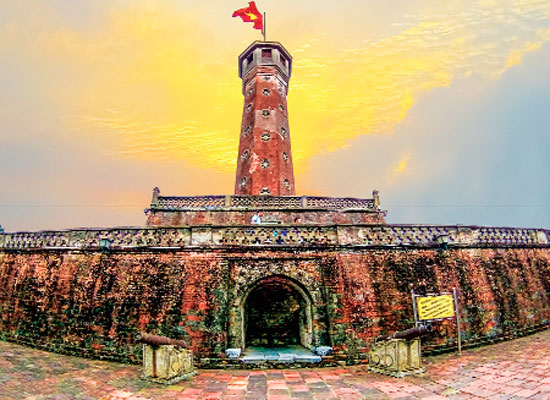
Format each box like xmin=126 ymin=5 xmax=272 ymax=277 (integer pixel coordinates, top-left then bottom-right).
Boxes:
xmin=136 ymin=333 xmax=187 ymax=348
xmin=386 ymin=325 xmax=432 ymax=341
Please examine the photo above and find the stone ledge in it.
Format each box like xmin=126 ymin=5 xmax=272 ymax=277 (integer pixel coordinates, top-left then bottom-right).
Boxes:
xmin=1 ymin=224 xmax=548 ymax=250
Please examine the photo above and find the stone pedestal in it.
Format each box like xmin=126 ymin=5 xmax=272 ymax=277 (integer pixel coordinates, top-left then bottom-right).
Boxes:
xmin=368 ymin=338 xmax=423 ymax=377
xmin=225 ymin=348 xmax=242 ymax=359
xmin=142 ymin=344 xmax=195 ymax=384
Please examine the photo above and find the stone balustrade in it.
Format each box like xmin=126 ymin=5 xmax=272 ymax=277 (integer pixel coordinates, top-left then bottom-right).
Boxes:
xmin=341 ymin=225 xmax=548 ymax=247
xmin=212 ymin=226 xmax=338 ymax=246
xmin=152 ymin=195 xmax=376 ymax=210
xmin=157 ymin=196 xmax=226 ymax=209
xmin=0 ymin=225 xmax=548 ymax=251
xmin=0 ymin=228 xmax=192 ymax=250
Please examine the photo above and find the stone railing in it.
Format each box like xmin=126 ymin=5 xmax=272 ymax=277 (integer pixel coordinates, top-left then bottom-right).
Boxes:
xmin=0 ymin=225 xmax=548 ymax=251
xmin=212 ymin=226 xmax=337 ymax=246
xmin=152 ymin=194 xmax=376 ymax=211
xmin=0 ymin=228 xmax=192 ymax=250
xmin=338 ymin=225 xmax=549 ymax=247
xmin=157 ymin=196 xmax=226 ymax=209
xmin=305 ymin=196 xmax=374 ymax=209
xmin=229 ymin=195 xmax=303 ymax=209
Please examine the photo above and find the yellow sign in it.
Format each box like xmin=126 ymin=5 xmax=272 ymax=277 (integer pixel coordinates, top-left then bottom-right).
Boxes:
xmin=417 ymin=294 xmax=455 ymax=320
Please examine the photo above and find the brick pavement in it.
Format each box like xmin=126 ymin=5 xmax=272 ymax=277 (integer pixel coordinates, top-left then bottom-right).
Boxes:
xmin=1 ymin=330 xmax=549 ymax=399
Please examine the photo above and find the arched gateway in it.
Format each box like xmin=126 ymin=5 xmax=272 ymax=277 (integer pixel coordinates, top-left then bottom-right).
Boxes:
xmin=243 ymin=276 xmax=313 ymax=349
xmin=226 ymin=269 xmax=330 ymax=363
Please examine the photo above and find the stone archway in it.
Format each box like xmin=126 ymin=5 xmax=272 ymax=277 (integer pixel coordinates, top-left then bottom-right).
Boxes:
xmin=241 ymin=275 xmax=313 ymax=349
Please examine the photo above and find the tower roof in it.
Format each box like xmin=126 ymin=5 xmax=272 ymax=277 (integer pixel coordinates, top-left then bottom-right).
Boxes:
xmin=238 ymin=41 xmax=293 ymax=80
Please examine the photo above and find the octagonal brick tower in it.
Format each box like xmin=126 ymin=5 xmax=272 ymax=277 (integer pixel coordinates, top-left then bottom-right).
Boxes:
xmin=234 ymin=41 xmax=295 ymax=196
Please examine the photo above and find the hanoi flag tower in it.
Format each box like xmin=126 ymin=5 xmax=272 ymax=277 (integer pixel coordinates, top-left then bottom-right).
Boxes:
xmin=1 ymin=13 xmax=550 ymax=369
xmin=234 ymin=41 xmax=295 ymax=195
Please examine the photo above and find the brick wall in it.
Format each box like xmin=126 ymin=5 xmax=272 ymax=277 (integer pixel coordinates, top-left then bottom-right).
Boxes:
xmin=0 ymin=245 xmax=549 ymax=366
xmin=335 ymin=248 xmax=550 ymax=361
xmin=145 ymin=209 xmax=385 ymax=226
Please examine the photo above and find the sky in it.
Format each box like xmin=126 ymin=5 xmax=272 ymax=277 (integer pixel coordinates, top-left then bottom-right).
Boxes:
xmin=0 ymin=0 xmax=549 ymax=232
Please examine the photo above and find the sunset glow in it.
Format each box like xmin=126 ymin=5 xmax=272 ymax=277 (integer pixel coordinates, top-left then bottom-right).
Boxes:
xmin=1 ymin=0 xmax=549 ymax=230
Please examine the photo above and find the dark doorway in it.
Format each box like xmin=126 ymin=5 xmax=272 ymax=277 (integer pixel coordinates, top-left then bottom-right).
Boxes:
xmin=244 ymin=278 xmax=307 ymax=347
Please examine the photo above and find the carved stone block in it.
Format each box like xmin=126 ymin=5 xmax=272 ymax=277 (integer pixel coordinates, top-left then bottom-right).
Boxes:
xmin=225 ymin=348 xmax=242 ymax=359
xmin=314 ymin=346 xmax=333 ymax=356
xmin=142 ymin=344 xmax=195 ymax=384
xmin=368 ymin=338 xmax=423 ymax=377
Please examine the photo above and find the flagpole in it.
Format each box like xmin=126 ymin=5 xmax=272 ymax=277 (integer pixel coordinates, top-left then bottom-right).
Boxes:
xmin=263 ymin=12 xmax=266 ymax=41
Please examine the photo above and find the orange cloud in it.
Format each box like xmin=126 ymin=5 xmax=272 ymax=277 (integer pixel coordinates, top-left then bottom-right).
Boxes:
xmin=1 ymin=0 xmax=549 ymax=185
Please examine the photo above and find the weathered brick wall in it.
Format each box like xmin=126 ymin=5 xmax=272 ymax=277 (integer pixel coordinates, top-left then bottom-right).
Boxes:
xmin=0 ymin=251 xmax=228 ymax=363
xmin=145 ymin=209 xmax=385 ymax=227
xmin=144 ymin=193 xmax=384 ymax=226
xmin=0 ymin=246 xmax=549 ymax=366
xmin=335 ymin=248 xmax=550 ymax=361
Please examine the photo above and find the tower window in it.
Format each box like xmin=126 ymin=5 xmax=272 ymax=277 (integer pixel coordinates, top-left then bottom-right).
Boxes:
xmin=262 ymin=75 xmax=271 ymax=81
xmin=282 ymin=152 xmax=288 ymax=161
xmin=240 ymin=177 xmax=247 ymax=187
xmin=260 ymin=159 xmax=270 ymax=169
xmin=262 ymin=109 xmax=271 ymax=118
xmin=244 ymin=125 xmax=251 ymax=136
xmin=246 ymin=103 xmax=252 ymax=112
xmin=279 ymin=104 xmax=285 ymax=112
xmin=247 ymin=88 xmax=253 ymax=97
xmin=283 ymin=178 xmax=291 ymax=189
xmin=260 ymin=187 xmax=271 ymax=195
xmin=280 ymin=56 xmax=287 ymax=67
xmin=262 ymin=88 xmax=270 ymax=96
xmin=261 ymin=132 xmax=270 ymax=141
xmin=262 ymin=49 xmax=272 ymax=59
xmin=241 ymin=149 xmax=249 ymax=160
xmin=246 ymin=53 xmax=253 ymax=66
xmin=280 ymin=127 xmax=287 ymax=137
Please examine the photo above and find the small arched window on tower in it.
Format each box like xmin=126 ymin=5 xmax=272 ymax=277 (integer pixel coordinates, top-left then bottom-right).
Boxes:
xmin=280 ymin=56 xmax=287 ymax=68
xmin=240 ymin=176 xmax=247 ymax=187
xmin=246 ymin=104 xmax=252 ymax=112
xmin=260 ymin=159 xmax=270 ymax=169
xmin=279 ymin=104 xmax=285 ymax=112
xmin=261 ymin=132 xmax=270 ymax=141
xmin=246 ymin=53 xmax=254 ymax=68
xmin=262 ymin=49 xmax=272 ymax=59
xmin=241 ymin=149 xmax=250 ymax=160
xmin=262 ymin=88 xmax=270 ymax=96
xmin=283 ymin=178 xmax=291 ymax=190
xmin=260 ymin=187 xmax=271 ymax=195
xmin=280 ymin=127 xmax=287 ymax=138
xmin=243 ymin=125 xmax=251 ymax=136
xmin=262 ymin=109 xmax=271 ymax=118
xmin=282 ymin=152 xmax=288 ymax=162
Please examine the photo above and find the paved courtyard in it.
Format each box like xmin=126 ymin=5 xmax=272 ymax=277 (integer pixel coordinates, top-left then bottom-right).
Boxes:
xmin=1 ymin=330 xmax=550 ymax=400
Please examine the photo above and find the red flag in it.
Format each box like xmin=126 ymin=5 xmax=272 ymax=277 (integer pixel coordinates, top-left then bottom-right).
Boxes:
xmin=232 ymin=1 xmax=263 ymax=31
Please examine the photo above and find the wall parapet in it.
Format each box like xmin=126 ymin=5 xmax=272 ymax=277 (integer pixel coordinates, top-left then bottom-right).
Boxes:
xmin=151 ymin=194 xmax=376 ymax=211
xmin=0 ymin=227 xmax=192 ymax=251
xmin=0 ymin=225 xmax=548 ymax=251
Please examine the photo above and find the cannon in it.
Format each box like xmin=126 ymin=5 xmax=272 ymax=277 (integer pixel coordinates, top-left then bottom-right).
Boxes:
xmin=386 ymin=324 xmax=432 ymax=341
xmin=374 ymin=324 xmax=432 ymax=343
xmin=136 ymin=333 xmax=188 ymax=348
xmin=369 ymin=325 xmax=433 ymax=377
xmin=137 ymin=333 xmax=194 ymax=384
